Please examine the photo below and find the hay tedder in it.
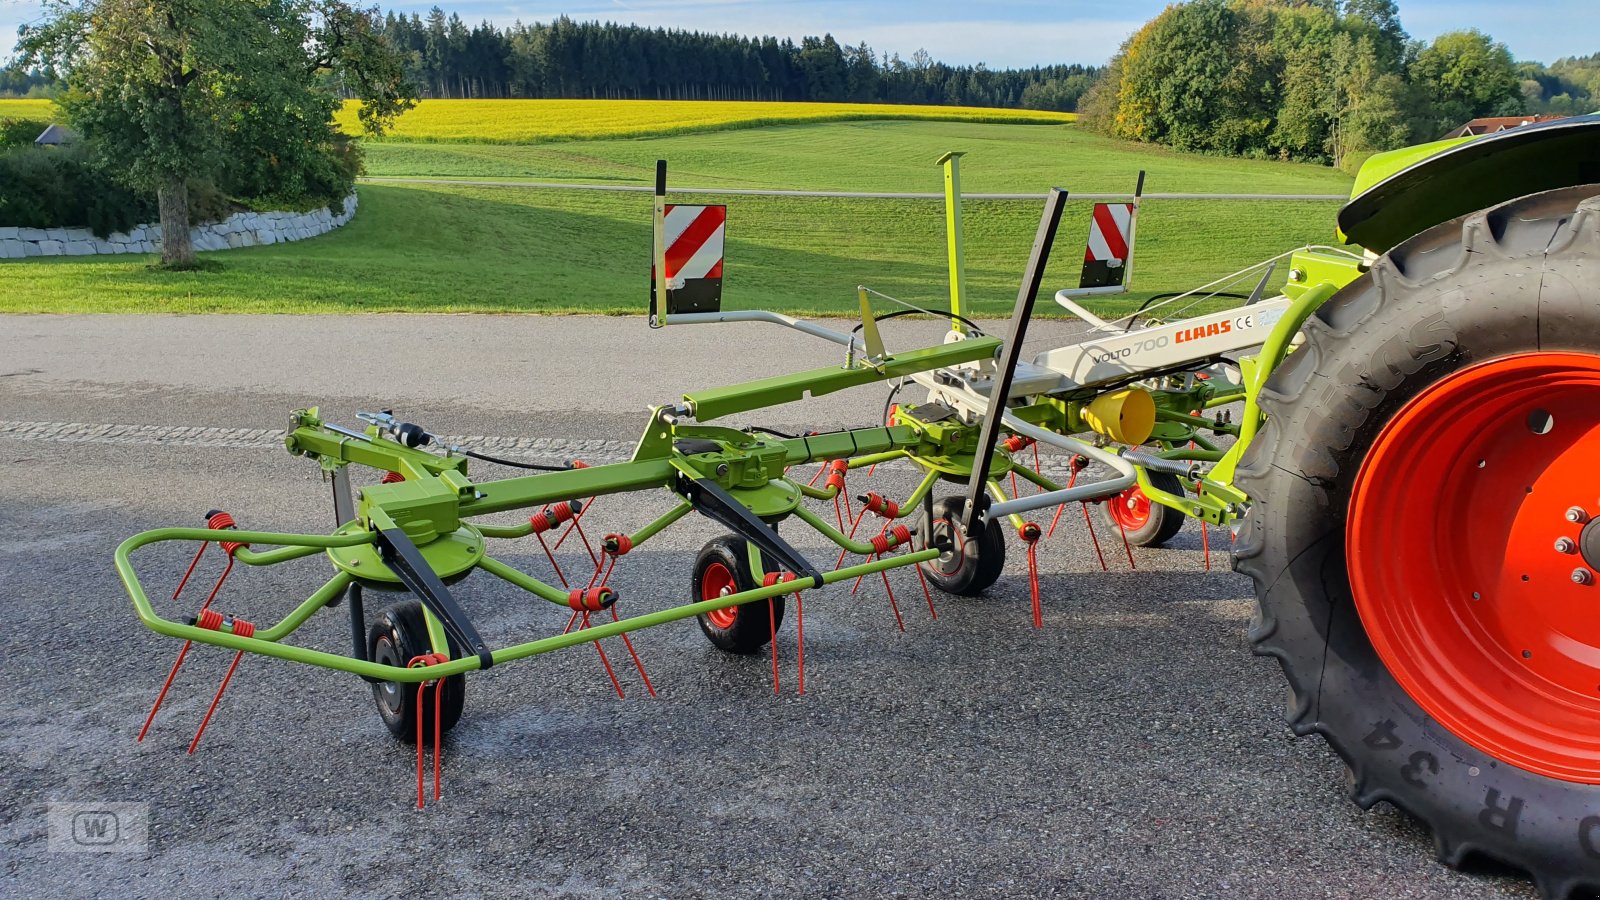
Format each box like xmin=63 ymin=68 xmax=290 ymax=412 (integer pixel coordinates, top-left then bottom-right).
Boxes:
xmin=118 ymin=116 xmax=1600 ymax=895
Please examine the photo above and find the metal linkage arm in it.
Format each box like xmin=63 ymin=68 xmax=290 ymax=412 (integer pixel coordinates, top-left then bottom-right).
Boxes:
xmin=119 ymin=524 xmax=939 ymax=684
xmin=960 ymin=187 xmax=1069 ymax=534
xmin=681 ymin=336 xmax=1002 ymax=422
xmin=983 ymin=412 xmax=1137 ymax=518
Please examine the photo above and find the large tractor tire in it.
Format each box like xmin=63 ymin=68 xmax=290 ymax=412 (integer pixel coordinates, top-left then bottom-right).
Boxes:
xmin=1235 ymin=185 xmax=1600 ymax=898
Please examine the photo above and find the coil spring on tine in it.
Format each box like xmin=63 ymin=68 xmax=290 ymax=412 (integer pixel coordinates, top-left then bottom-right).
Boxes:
xmin=860 ymin=492 xmax=899 ymax=519
xmin=206 ymin=510 xmax=249 ymax=556
xmin=567 ymin=587 xmax=612 ymax=611
xmin=530 ymin=500 xmax=581 ymax=534
xmin=1002 ymin=435 xmax=1036 ymax=453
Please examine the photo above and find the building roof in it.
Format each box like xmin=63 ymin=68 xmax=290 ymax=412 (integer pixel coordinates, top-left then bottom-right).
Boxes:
xmin=1442 ymin=115 xmax=1568 ymax=140
xmin=33 ymin=123 xmax=75 ymax=145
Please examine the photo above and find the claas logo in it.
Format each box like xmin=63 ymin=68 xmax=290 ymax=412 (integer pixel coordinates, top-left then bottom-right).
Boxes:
xmin=1174 ymin=320 xmax=1233 ymax=344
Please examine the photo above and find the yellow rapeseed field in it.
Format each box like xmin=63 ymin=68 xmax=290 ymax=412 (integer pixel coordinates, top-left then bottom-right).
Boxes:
xmin=4 ymin=98 xmax=1072 ymax=143
xmin=0 ymin=99 xmax=56 ymax=120
xmin=333 ymin=99 xmax=1074 ymax=143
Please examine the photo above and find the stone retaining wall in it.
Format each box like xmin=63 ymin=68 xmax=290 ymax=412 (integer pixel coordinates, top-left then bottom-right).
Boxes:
xmin=0 ymin=193 xmax=357 ymax=259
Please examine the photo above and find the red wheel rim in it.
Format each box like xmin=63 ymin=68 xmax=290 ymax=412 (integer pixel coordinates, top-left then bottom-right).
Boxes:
xmin=1348 ymin=352 xmax=1600 ymax=783
xmin=1108 ymin=485 xmax=1152 ymax=531
xmin=701 ymin=561 xmax=738 ymax=629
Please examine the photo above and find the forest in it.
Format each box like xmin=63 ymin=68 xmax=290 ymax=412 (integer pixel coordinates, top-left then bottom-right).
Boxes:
xmin=358 ymin=10 xmax=1099 ymax=111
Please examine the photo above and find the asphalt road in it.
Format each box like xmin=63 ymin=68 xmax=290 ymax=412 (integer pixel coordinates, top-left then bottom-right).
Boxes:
xmin=0 ymin=314 xmax=1537 ymax=899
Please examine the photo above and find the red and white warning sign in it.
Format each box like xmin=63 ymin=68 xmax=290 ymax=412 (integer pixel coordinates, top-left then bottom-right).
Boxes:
xmin=661 ymin=204 xmax=725 ymax=287
xmin=652 ymin=204 xmax=726 ymax=317
xmin=1085 ymin=202 xmax=1134 ymax=264
xmin=1079 ymin=202 xmax=1135 ymax=289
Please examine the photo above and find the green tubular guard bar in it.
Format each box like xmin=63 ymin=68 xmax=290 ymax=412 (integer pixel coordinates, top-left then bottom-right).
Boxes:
xmin=116 ymin=327 xmax=1012 ymax=684
xmin=1117 ymin=281 xmax=1341 ymax=524
xmin=1209 ymin=281 xmax=1340 ymax=487
xmin=117 ymin=520 xmax=938 ymax=683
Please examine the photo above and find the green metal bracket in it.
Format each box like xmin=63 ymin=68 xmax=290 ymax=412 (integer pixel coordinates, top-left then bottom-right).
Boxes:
xmin=1135 ymin=466 xmax=1232 ymax=526
xmin=856 ymin=286 xmax=887 ymax=365
xmin=1282 ymin=248 xmax=1364 ymax=302
xmin=937 ymin=150 xmax=968 ymax=333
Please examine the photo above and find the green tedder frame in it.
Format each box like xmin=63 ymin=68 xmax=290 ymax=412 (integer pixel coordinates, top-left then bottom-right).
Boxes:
xmin=117 ymin=115 xmax=1588 ymax=782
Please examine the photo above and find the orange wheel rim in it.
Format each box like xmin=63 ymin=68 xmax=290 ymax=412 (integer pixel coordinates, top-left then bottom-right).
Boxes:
xmin=701 ymin=561 xmax=738 ymax=629
xmin=1108 ymin=485 xmax=1152 ymax=530
xmin=1348 ymin=352 xmax=1600 ymax=783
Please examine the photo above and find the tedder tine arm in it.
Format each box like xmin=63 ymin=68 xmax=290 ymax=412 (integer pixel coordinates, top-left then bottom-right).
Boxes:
xmin=376 ymin=527 xmax=494 ymax=669
xmin=675 ymin=474 xmax=824 ymax=584
xmin=960 ymin=186 xmax=1069 ymax=535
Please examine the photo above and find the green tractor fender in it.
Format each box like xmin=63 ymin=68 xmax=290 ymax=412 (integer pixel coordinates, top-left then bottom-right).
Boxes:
xmin=1340 ymin=113 xmax=1600 ymax=253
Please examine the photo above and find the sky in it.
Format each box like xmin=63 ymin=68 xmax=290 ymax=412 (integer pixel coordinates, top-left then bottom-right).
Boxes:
xmin=2 ymin=0 xmax=1596 ymax=70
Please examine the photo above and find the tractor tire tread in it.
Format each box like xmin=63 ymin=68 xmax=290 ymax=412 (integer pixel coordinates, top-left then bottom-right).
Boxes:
xmin=1234 ymin=185 xmax=1600 ymax=899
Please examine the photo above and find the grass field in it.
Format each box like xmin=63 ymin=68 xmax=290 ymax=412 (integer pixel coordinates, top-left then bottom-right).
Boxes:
xmin=1 ymin=98 xmax=1354 ymax=316
xmin=4 ymin=97 xmax=1350 ymax=194
xmin=0 ymin=182 xmax=1342 ymax=315
xmin=363 ymin=119 xmax=1354 ymax=195
xmin=332 ymin=99 xmax=1073 ymax=143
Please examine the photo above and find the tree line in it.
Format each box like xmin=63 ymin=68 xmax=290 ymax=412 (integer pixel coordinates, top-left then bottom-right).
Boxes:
xmin=0 ymin=66 xmax=53 ymax=97
xmin=365 ymin=9 xmax=1098 ymax=111
xmin=1522 ymin=53 xmax=1600 ymax=115
xmin=1079 ymin=0 xmax=1597 ymax=169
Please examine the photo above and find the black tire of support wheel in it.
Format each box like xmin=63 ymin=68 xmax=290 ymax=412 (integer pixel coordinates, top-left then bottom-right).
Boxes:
xmin=918 ymin=496 xmax=1006 ymax=596
xmin=367 ymin=600 xmax=466 ymax=742
xmin=1233 ymin=185 xmax=1600 ymax=898
xmin=1100 ymin=470 xmax=1187 ymax=547
xmin=693 ymin=535 xmax=785 ymax=654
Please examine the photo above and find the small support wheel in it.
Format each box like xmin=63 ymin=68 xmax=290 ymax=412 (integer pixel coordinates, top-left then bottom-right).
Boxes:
xmin=367 ymin=600 xmax=466 ymax=742
xmin=693 ymin=535 xmax=785 ymax=654
xmin=919 ymin=497 xmax=1006 ymax=596
xmin=1099 ymin=471 xmax=1187 ymax=547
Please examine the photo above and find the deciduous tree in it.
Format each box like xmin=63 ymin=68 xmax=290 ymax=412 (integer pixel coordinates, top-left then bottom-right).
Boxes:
xmin=1411 ymin=29 xmax=1525 ymax=134
xmin=21 ymin=0 xmax=415 ymax=269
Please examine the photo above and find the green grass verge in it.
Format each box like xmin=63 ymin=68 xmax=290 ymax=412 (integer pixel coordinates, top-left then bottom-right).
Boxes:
xmin=0 ymin=183 xmax=1343 ymax=316
xmin=362 ymin=120 xmax=1354 ymax=196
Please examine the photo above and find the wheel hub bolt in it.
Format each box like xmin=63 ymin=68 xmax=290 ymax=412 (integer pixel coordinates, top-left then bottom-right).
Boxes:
xmin=1572 ymin=568 xmax=1593 ymax=585
xmin=1566 ymin=506 xmax=1589 ymax=523
xmin=1555 ymin=537 xmax=1577 ymax=554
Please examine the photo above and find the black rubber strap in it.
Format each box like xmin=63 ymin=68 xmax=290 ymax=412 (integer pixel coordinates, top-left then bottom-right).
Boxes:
xmin=676 ymin=474 xmax=823 ymax=585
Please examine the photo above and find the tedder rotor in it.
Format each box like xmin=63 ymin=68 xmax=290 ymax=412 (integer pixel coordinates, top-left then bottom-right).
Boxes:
xmin=119 ymin=178 xmax=1146 ymax=810
xmin=118 ymin=118 xmax=1600 ymax=896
